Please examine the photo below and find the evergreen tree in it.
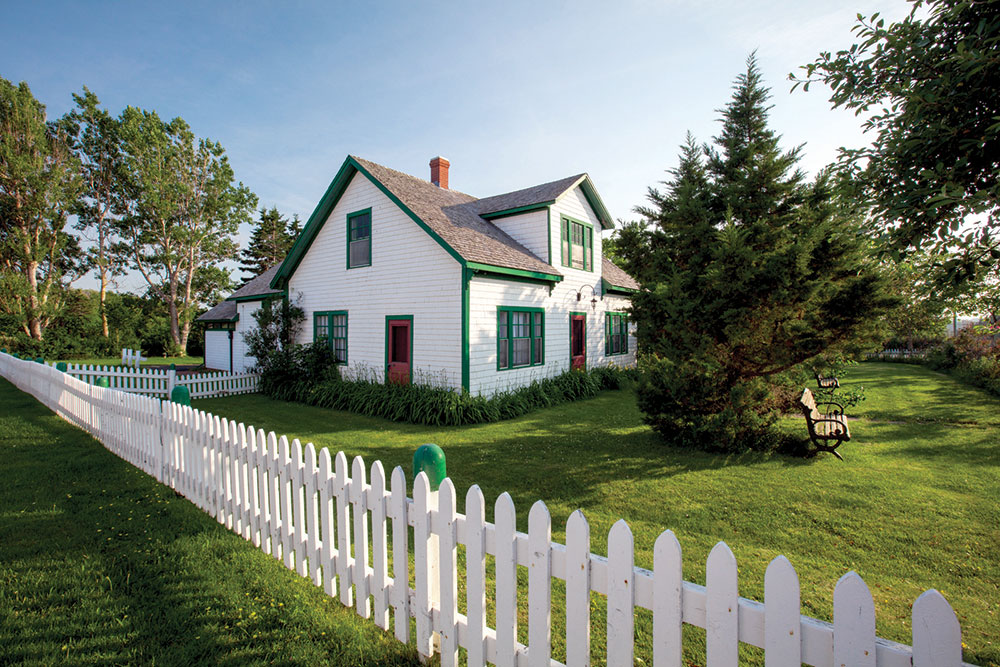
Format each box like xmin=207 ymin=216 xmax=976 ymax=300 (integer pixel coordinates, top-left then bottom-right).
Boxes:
xmin=239 ymin=207 xmax=297 ymax=278
xmin=624 ymin=55 xmax=895 ymax=452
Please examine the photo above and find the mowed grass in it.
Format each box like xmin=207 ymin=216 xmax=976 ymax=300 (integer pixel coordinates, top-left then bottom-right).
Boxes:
xmin=54 ymin=356 xmax=204 ymax=368
xmin=0 ymin=377 xmax=420 ymax=666
xmin=195 ymin=363 xmax=1000 ymax=666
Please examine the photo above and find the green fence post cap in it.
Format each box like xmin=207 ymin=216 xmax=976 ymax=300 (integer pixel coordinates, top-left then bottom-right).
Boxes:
xmin=1 ymin=348 xmax=6 ymax=354
xmin=170 ymin=385 xmax=191 ymax=406
xmin=413 ymin=444 xmax=446 ymax=492
xmin=56 ymin=362 xmax=68 ymax=372
xmin=169 ymin=363 xmax=176 ymax=371
xmin=95 ymin=377 xmax=110 ymax=388
xmin=12 ymin=353 xmax=19 ymax=359
xmin=35 ymin=357 xmax=44 ymax=364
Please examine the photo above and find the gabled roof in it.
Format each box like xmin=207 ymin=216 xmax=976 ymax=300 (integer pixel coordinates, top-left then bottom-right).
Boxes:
xmin=197 ymin=299 xmax=237 ymax=322
xmin=228 ymin=265 xmax=282 ymax=302
xmin=601 ymin=257 xmax=639 ymax=293
xmin=271 ymin=155 xmax=618 ymax=289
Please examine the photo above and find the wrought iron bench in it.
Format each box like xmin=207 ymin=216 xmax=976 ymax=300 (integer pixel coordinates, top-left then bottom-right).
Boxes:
xmin=815 ymin=373 xmax=840 ymax=390
xmin=798 ymin=388 xmax=850 ymax=460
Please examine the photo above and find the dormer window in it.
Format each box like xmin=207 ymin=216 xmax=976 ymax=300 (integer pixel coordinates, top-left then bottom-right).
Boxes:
xmin=560 ymin=216 xmax=593 ymax=271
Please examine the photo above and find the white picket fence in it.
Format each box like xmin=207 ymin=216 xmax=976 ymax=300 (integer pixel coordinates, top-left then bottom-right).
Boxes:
xmin=866 ymin=348 xmax=928 ymax=361
xmin=121 ymin=347 xmax=147 ymax=368
xmin=59 ymin=362 xmax=258 ymax=399
xmin=0 ymin=351 xmax=973 ymax=667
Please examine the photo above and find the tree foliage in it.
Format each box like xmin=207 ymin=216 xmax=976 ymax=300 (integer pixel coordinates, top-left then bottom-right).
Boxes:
xmin=794 ymin=0 xmax=1000 ymax=282
xmin=62 ymin=87 xmax=126 ymax=338
xmin=115 ymin=107 xmax=256 ymax=355
xmin=0 ymin=78 xmax=83 ymax=340
xmin=621 ymin=55 xmax=895 ymax=452
xmin=239 ymin=206 xmax=299 ymax=278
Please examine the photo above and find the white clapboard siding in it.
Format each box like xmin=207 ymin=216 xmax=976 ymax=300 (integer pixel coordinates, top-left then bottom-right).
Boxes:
xmin=0 ymin=350 xmax=978 ymax=667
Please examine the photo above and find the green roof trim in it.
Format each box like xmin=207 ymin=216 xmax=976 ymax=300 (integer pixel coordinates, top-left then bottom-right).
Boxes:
xmin=228 ymin=291 xmax=283 ymax=303
xmin=271 ymin=156 xmax=466 ymax=289
xmin=200 ymin=314 xmax=239 ymax=323
xmin=466 ymin=261 xmax=563 ymax=285
xmin=577 ymin=176 xmax=615 ymax=230
xmin=602 ymin=278 xmax=638 ymax=295
xmin=479 ymin=201 xmax=555 ymax=220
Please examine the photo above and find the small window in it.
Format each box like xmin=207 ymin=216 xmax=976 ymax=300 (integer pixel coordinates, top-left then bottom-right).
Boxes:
xmin=498 ymin=307 xmax=544 ymax=370
xmin=314 ymin=311 xmax=348 ymax=363
xmin=605 ymin=312 xmax=629 ymax=356
xmin=561 ymin=216 xmax=593 ymax=271
xmin=347 ymin=209 xmax=372 ymax=269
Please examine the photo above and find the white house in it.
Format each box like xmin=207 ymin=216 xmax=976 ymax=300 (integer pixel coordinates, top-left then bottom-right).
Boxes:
xmin=201 ymin=155 xmax=638 ymax=396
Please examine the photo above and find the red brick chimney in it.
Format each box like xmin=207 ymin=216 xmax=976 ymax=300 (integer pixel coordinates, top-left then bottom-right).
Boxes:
xmin=430 ymin=156 xmax=450 ymax=189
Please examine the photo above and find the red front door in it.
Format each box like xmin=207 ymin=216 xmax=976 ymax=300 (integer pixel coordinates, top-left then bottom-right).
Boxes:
xmin=387 ymin=319 xmax=411 ymax=385
xmin=570 ymin=314 xmax=586 ymax=370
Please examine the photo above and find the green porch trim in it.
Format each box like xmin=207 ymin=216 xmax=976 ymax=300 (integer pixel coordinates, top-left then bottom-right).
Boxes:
xmin=384 ymin=314 xmax=414 ymax=386
xmin=466 ymin=262 xmax=562 ymax=284
xmin=479 ymin=201 xmax=555 ymax=220
xmin=602 ymin=278 xmax=638 ymax=295
xmin=461 ymin=268 xmax=471 ymax=392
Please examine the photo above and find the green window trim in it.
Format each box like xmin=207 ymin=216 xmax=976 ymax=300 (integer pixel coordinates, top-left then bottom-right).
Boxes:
xmin=346 ymin=208 xmax=372 ymax=269
xmin=605 ymin=311 xmax=629 ymax=356
xmin=313 ymin=310 xmax=349 ymax=363
xmin=560 ymin=215 xmax=594 ymax=272
xmin=497 ymin=306 xmax=545 ymax=371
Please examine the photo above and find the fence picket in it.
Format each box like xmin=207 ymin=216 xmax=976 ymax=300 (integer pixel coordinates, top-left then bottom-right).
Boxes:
xmin=319 ymin=447 xmax=336 ymax=596
xmin=249 ymin=427 xmax=264 ymax=548
xmin=293 ymin=440 xmax=307 ymax=577
xmin=706 ymin=542 xmax=739 ymax=667
xmin=266 ymin=431 xmax=281 ymax=559
xmin=566 ymin=510 xmax=591 ymax=667
xmin=437 ymin=478 xmax=459 ymax=667
xmin=305 ymin=443 xmax=320 ymax=586
xmin=413 ymin=472 xmax=434 ymax=659
xmin=370 ymin=461 xmax=389 ymax=630
xmin=607 ymin=520 xmax=634 ymax=667
xmin=351 ymin=455 xmax=371 ymax=617
xmin=390 ymin=466 xmax=410 ymax=643
xmin=912 ymin=589 xmax=962 ymax=667
xmin=833 ymin=571 xmax=876 ymax=667
xmin=279 ymin=436 xmax=295 ymax=571
xmin=495 ymin=492 xmax=518 ymax=667
xmin=653 ymin=529 xmax=683 ymax=667
xmin=764 ymin=555 xmax=801 ymax=666
xmin=465 ymin=485 xmax=487 ymax=667
xmin=334 ymin=451 xmax=353 ymax=607
xmin=528 ymin=501 xmax=552 ymax=667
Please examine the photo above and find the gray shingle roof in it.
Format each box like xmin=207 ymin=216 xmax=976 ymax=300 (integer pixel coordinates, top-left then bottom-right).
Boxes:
xmin=197 ymin=299 xmax=237 ymax=322
xmin=602 ymin=257 xmax=639 ymax=291
xmin=353 ymin=157 xmax=560 ymax=276
xmin=229 ymin=265 xmax=282 ymax=300
xmin=470 ymin=174 xmax=585 ymax=216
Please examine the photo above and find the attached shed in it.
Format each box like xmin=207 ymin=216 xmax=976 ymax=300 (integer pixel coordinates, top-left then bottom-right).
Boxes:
xmin=197 ymin=300 xmax=237 ymax=372
xmin=198 ymin=265 xmax=283 ymax=373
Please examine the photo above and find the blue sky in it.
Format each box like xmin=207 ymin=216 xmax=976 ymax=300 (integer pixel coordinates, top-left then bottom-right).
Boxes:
xmin=4 ymin=0 xmax=913 ymax=291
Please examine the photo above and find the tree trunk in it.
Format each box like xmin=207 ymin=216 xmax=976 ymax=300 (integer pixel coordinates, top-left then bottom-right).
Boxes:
xmin=100 ymin=271 xmax=109 ymax=337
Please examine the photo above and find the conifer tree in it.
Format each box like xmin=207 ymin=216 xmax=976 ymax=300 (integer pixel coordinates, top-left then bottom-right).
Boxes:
xmin=622 ymin=55 xmax=895 ymax=452
xmin=239 ymin=207 xmax=298 ymax=278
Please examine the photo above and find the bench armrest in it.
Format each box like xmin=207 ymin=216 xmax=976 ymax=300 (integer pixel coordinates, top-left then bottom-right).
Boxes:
xmin=816 ymin=400 xmax=845 ymax=414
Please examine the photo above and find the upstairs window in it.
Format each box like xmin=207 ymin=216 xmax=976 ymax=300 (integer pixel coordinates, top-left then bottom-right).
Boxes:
xmin=561 ymin=216 xmax=593 ymax=271
xmin=347 ymin=209 xmax=372 ymax=268
xmin=314 ymin=311 xmax=348 ymax=363
xmin=605 ymin=312 xmax=629 ymax=356
xmin=498 ymin=307 xmax=544 ymax=370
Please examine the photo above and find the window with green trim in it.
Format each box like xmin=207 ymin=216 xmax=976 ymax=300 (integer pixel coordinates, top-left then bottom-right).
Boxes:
xmin=314 ymin=311 xmax=348 ymax=363
xmin=347 ymin=209 xmax=371 ymax=268
xmin=498 ymin=307 xmax=544 ymax=370
xmin=605 ymin=312 xmax=628 ymax=356
xmin=560 ymin=216 xmax=593 ymax=271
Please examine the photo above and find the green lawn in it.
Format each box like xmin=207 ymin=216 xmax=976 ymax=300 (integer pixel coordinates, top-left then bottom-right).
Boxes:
xmin=192 ymin=363 xmax=999 ymax=667
xmin=55 ymin=355 xmax=204 ymax=368
xmin=0 ymin=377 xmax=420 ymax=666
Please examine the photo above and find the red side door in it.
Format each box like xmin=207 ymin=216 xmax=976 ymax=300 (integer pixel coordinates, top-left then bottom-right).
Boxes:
xmin=386 ymin=319 xmax=411 ymax=385
xmin=570 ymin=314 xmax=586 ymax=370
